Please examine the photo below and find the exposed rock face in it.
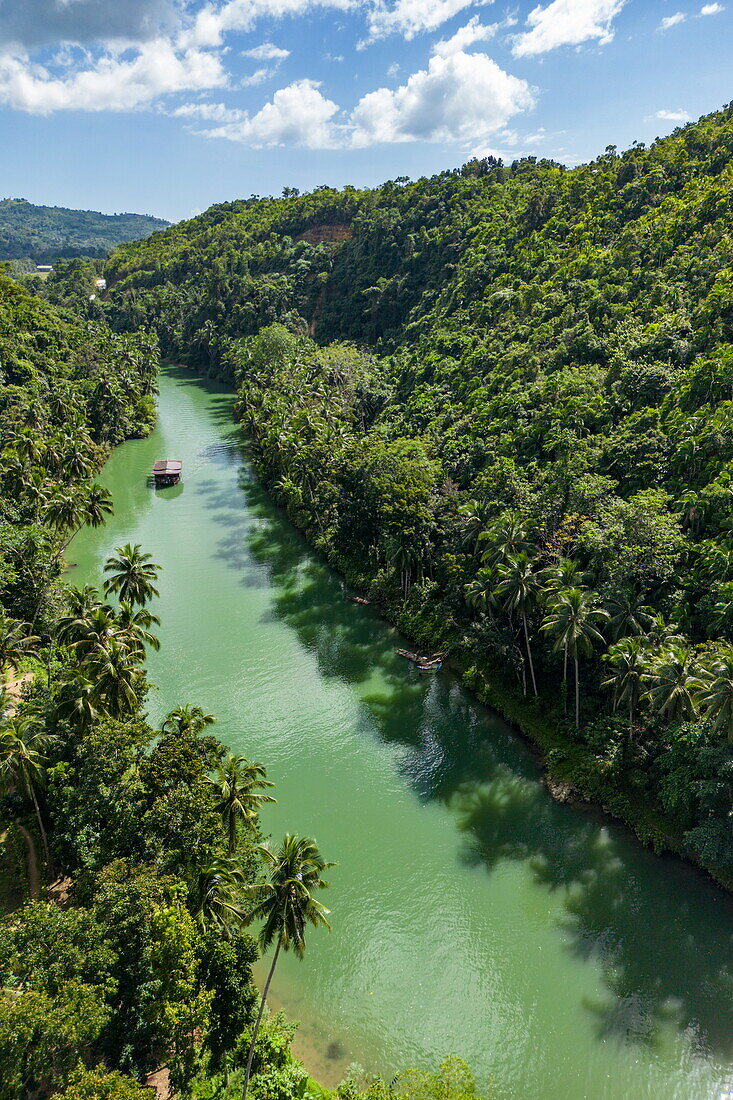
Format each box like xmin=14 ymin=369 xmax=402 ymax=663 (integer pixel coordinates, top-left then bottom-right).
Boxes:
xmin=295 ymin=224 xmax=352 ymax=245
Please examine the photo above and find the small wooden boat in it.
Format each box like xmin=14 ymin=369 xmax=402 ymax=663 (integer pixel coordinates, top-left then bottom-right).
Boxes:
xmin=152 ymin=459 xmax=182 ymax=487
xmin=396 ymin=648 xmax=445 ymax=670
xmin=347 ymin=595 xmax=371 ymax=606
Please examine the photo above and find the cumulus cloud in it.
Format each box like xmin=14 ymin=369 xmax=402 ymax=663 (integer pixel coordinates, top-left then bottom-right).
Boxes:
xmin=186 ymin=0 xmax=352 ymax=48
xmin=655 ymin=108 xmax=690 ymax=121
xmin=365 ymin=0 xmax=482 ymax=42
xmin=700 ymin=2 xmax=724 ymax=12
xmin=350 ymin=50 xmax=534 ymax=146
xmin=659 ymin=11 xmax=687 ymax=29
xmin=432 ymin=15 xmax=498 ymax=54
xmin=0 ymin=0 xmax=178 ymax=50
xmin=512 ymin=0 xmax=625 ymax=57
xmin=242 ymin=41 xmax=291 ymax=59
xmin=201 ymin=78 xmax=341 ymax=145
xmin=0 ymin=38 xmax=227 ymax=113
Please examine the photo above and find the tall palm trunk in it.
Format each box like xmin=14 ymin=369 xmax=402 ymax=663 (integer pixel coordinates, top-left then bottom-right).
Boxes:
xmin=562 ymin=641 xmax=568 ymax=714
xmin=31 ymin=525 xmax=82 ymax=627
xmin=29 ymin=783 xmax=51 ymax=876
xmin=522 ymin=612 xmax=538 ymax=696
xmin=574 ymin=655 xmax=580 ymax=728
xmin=242 ymin=936 xmax=282 ymax=1100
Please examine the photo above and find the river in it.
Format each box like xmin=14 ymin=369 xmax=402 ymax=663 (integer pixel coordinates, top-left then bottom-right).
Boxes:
xmin=70 ymin=366 xmax=733 ymax=1100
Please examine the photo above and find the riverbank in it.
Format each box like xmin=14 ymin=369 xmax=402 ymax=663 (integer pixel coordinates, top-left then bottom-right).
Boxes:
xmin=68 ymin=366 xmax=733 ymax=1100
xmin=235 ymin=437 xmax=732 ymax=896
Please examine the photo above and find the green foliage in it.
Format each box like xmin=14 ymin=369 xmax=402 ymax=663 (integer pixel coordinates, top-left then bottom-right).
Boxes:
xmin=0 ymin=198 xmax=168 ymax=263
xmin=56 ymin=1065 xmax=152 ymax=1100
xmin=102 ymin=103 xmax=733 ymax=877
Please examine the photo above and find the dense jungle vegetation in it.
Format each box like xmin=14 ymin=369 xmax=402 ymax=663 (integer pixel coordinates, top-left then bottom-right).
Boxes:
xmin=0 ymin=275 xmax=487 ymax=1099
xmin=78 ymin=102 xmax=733 ymax=883
xmin=0 ymin=198 xmax=169 ymax=264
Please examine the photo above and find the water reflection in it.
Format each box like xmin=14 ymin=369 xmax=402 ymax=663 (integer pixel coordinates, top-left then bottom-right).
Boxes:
xmin=226 ymin=462 xmax=733 ymax=1066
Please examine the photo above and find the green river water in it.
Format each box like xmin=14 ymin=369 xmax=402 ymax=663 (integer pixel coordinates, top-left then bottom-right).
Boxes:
xmin=70 ymin=367 xmax=733 ymax=1100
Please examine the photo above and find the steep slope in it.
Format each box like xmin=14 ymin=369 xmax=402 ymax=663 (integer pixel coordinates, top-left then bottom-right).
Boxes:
xmin=0 ymin=197 xmax=169 ymax=263
xmin=97 ymin=104 xmax=733 ymax=882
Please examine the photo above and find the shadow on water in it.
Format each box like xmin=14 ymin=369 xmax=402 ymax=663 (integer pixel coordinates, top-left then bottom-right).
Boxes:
xmin=203 ymin=446 xmax=733 ymax=1066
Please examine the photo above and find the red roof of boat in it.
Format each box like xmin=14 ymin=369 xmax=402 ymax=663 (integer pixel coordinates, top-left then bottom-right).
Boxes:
xmin=153 ymin=459 xmax=182 ymax=474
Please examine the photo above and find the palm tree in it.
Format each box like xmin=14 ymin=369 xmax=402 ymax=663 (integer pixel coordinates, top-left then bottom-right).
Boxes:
xmin=0 ymin=715 xmax=57 ymax=869
xmin=606 ymin=592 xmax=654 ymax=642
xmin=494 ymin=552 xmax=541 ymax=696
xmin=103 ymin=544 xmax=161 ymax=606
xmin=85 ymin=638 xmax=143 ymax=719
xmin=211 ymin=755 xmax=277 ymax=853
xmin=692 ymin=646 xmax=733 ymax=741
xmin=463 ymin=567 xmax=497 ymax=615
xmin=160 ymin=704 xmax=216 ymax=736
xmin=602 ymin=637 xmax=649 ymax=737
xmin=54 ymin=669 xmax=103 ymax=730
xmin=59 ymin=603 xmax=120 ymax=658
xmin=189 ymin=856 xmax=247 ymax=937
xmin=33 ymin=485 xmax=113 ymax=623
xmin=479 ymin=510 xmax=529 ymax=568
xmin=541 ymin=588 xmax=609 ymax=727
xmin=116 ymin=602 xmax=161 ymax=657
xmin=242 ymin=835 xmax=333 ymax=1100
xmin=643 ymin=644 xmax=699 ymax=721
xmin=0 ymin=613 xmax=38 ymax=684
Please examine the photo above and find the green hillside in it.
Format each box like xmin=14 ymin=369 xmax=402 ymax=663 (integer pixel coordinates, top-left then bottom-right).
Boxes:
xmin=83 ymin=102 xmax=733 ymax=880
xmin=0 ymin=197 xmax=169 ymax=263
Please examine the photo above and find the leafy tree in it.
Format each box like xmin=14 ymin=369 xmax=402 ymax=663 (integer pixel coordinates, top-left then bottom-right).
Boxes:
xmin=541 ymin=588 xmax=609 ymax=726
xmin=103 ymin=544 xmax=161 ymax=606
xmin=211 ymin=754 xmax=277 ymax=852
xmin=242 ymin=835 xmax=334 ymax=1100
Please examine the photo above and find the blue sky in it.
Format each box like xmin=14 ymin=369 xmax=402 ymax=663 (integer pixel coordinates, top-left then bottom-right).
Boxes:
xmin=0 ymin=0 xmax=730 ymax=222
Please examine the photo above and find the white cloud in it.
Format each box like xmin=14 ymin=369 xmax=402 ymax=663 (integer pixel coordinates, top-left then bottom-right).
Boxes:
xmin=432 ymin=15 xmax=498 ymax=54
xmin=351 ymin=50 xmax=534 ymax=146
xmin=655 ymin=108 xmax=690 ymax=121
xmin=174 ymin=100 xmax=247 ymax=121
xmin=242 ymin=66 xmax=275 ymax=85
xmin=659 ymin=11 xmax=687 ymax=29
xmin=700 ymin=2 xmax=724 ymax=12
xmin=512 ymin=0 xmax=625 ymax=57
xmin=242 ymin=41 xmax=291 ymax=60
xmin=186 ymin=0 xmax=352 ymax=49
xmin=201 ymin=78 xmax=341 ymax=146
xmin=0 ymin=38 xmax=227 ymax=114
xmin=365 ymin=0 xmax=483 ymax=42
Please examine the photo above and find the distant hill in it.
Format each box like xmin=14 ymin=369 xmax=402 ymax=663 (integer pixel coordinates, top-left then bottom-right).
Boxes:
xmin=0 ymin=198 xmax=170 ymax=263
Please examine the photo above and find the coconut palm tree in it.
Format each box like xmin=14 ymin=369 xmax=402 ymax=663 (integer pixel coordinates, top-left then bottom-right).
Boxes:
xmin=494 ymin=552 xmax=541 ymax=695
xmin=242 ymin=835 xmax=333 ymax=1100
xmin=33 ymin=484 xmax=113 ymax=623
xmin=103 ymin=544 xmax=161 ymax=606
xmin=541 ymin=588 xmax=609 ymax=727
xmin=211 ymin=756 xmax=277 ymax=853
xmin=85 ymin=638 xmax=143 ymax=719
xmin=160 ymin=704 xmax=216 ymax=736
xmin=54 ymin=669 xmax=103 ymax=730
xmin=0 ymin=714 xmax=57 ymax=870
xmin=602 ymin=637 xmax=649 ymax=737
xmin=606 ymin=592 xmax=654 ymax=642
xmin=116 ymin=602 xmax=161 ymax=656
xmin=643 ymin=644 xmax=699 ymax=721
xmin=0 ymin=613 xmax=38 ymax=685
xmin=189 ymin=856 xmax=247 ymax=937
xmin=479 ymin=510 xmax=530 ymax=568
xmin=692 ymin=646 xmax=733 ymax=741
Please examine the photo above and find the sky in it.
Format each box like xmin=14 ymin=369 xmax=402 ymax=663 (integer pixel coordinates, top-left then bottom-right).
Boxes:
xmin=0 ymin=0 xmax=730 ymax=222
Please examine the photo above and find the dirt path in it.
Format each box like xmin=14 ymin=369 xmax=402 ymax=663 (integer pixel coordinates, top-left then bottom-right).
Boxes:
xmin=15 ymin=824 xmax=41 ymax=900
xmin=3 ymin=669 xmax=33 ymax=716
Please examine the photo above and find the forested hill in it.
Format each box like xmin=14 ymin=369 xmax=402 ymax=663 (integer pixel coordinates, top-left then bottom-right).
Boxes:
xmin=79 ymin=102 xmax=733 ymax=881
xmin=0 ymin=197 xmax=169 ymax=263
